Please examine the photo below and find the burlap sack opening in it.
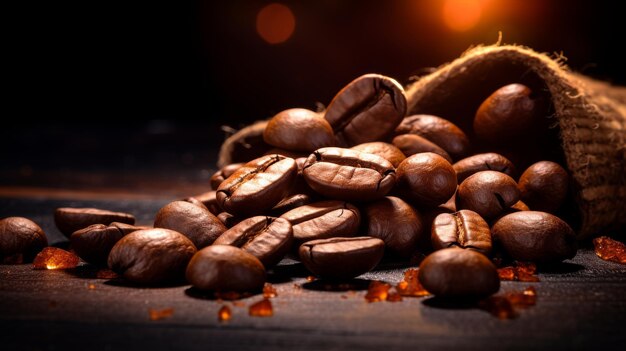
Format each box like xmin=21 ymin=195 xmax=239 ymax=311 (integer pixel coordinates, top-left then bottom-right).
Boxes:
xmin=405 ymin=45 xmax=626 ymax=238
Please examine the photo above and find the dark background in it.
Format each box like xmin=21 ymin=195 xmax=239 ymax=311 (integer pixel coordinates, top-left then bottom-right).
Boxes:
xmin=3 ymin=0 xmax=625 ymax=179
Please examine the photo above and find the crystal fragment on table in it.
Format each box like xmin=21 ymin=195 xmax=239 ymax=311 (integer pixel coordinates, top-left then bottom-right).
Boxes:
xmin=263 ymin=283 xmax=278 ymax=298
xmin=365 ymin=281 xmax=391 ymax=302
xmin=396 ymin=268 xmax=430 ymax=297
xmin=32 ymin=247 xmax=79 ymax=270
xmin=593 ymin=236 xmax=626 ymax=264
xmin=249 ymin=298 xmax=273 ymax=317
xmin=218 ymin=305 xmax=232 ymax=322
xmin=149 ymin=308 xmax=174 ymax=321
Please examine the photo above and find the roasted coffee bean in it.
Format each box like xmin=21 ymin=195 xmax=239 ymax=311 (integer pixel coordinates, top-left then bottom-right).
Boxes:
xmin=217 ymin=212 xmax=244 ymax=228
xmin=492 ymin=211 xmax=577 ymax=263
xmin=431 ymin=210 xmax=491 ymax=255
xmin=302 ymin=147 xmax=396 ymax=201
xmin=108 ymin=228 xmax=197 ymax=285
xmin=363 ymin=196 xmax=423 ymax=258
xmin=351 ymin=142 xmax=406 ymax=168
xmin=418 ymin=247 xmax=500 ymax=299
xmin=54 ymin=208 xmax=135 ymax=238
xmin=71 ymin=223 xmax=148 ymax=265
xmin=264 ymin=148 xmax=309 ymax=159
xmin=269 ymin=193 xmax=312 ymax=217
xmin=394 ymin=115 xmax=470 ymax=160
xmin=0 ymin=217 xmax=47 ymax=263
xmin=396 ymin=153 xmax=457 ymax=208
xmin=213 ymin=216 xmax=293 ymax=268
xmin=217 ymin=154 xmax=298 ymax=215
xmin=457 ymin=171 xmax=519 ymax=219
xmin=210 ymin=164 xmax=243 ymax=190
xmin=518 ymin=161 xmax=569 ymax=213
xmin=453 ymin=153 xmax=516 ymax=183
xmin=217 ymin=120 xmax=272 ymax=168
xmin=391 ymin=134 xmax=452 ymax=162
xmin=474 ymin=84 xmax=544 ymax=144
xmin=184 ymin=190 xmax=221 ymax=215
xmin=324 ymin=74 xmax=406 ymax=146
xmin=281 ymin=200 xmax=360 ymax=247
xmin=186 ymin=245 xmax=266 ymax=292
xmin=154 ymin=201 xmax=226 ymax=249
xmin=299 ymin=237 xmax=385 ymax=280
xmin=263 ymin=108 xmax=335 ymax=152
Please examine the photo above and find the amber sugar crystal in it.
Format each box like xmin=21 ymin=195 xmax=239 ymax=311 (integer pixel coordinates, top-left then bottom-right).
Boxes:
xmin=396 ymin=268 xmax=430 ymax=297
xmin=365 ymin=281 xmax=391 ymax=302
xmin=218 ymin=305 xmax=232 ymax=322
xmin=149 ymin=307 xmax=174 ymax=321
xmin=479 ymin=286 xmax=537 ymax=319
xmin=95 ymin=269 xmax=119 ymax=279
xmin=497 ymin=262 xmax=539 ymax=282
xmin=593 ymin=236 xmax=626 ymax=264
xmin=263 ymin=283 xmax=278 ymax=298
xmin=249 ymin=298 xmax=273 ymax=317
xmin=33 ymin=247 xmax=79 ymax=270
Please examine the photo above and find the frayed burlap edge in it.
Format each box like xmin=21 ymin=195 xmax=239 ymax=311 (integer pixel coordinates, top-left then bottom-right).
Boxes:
xmin=405 ymin=45 xmax=626 ymax=238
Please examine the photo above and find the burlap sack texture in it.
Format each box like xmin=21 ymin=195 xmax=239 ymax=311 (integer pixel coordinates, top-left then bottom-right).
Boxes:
xmin=218 ymin=45 xmax=625 ymax=238
xmin=404 ymin=45 xmax=626 ymax=238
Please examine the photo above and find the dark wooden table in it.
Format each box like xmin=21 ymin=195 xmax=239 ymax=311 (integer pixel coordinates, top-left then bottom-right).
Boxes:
xmin=1 ymin=196 xmax=625 ymax=351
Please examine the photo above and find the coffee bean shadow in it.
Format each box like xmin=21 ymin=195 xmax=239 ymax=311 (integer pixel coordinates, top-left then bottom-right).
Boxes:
xmin=422 ymin=296 xmax=479 ymax=310
xmin=103 ymin=278 xmax=189 ymax=289
xmin=538 ymin=261 xmax=585 ymax=274
xmin=270 ymin=262 xmax=310 ymax=279
xmin=184 ymin=287 xmax=257 ymax=301
xmin=50 ymin=241 xmax=71 ymax=250
xmin=62 ymin=264 xmax=107 ymax=279
xmin=302 ymin=278 xmax=371 ymax=292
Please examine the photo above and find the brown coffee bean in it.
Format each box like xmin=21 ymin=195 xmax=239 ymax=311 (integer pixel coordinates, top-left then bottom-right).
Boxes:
xmin=396 ymin=153 xmax=457 ymax=208
xmin=492 ymin=211 xmax=577 ymax=263
xmin=324 ymin=74 xmax=407 ymax=146
xmin=302 ymin=147 xmax=396 ymax=201
xmin=186 ymin=245 xmax=266 ymax=292
xmin=363 ymin=196 xmax=423 ymax=258
xmin=452 ymin=153 xmax=516 ymax=183
xmin=71 ymin=223 xmax=148 ymax=265
xmin=418 ymin=247 xmax=500 ymax=299
xmin=263 ymin=108 xmax=335 ymax=152
xmin=0 ymin=217 xmax=47 ymax=263
xmin=217 ymin=154 xmax=298 ymax=215
xmin=210 ymin=163 xmax=243 ymax=190
xmin=213 ymin=216 xmax=293 ymax=268
xmin=108 ymin=228 xmax=197 ymax=285
xmin=54 ymin=208 xmax=135 ymax=238
xmin=394 ymin=115 xmax=470 ymax=160
xmin=518 ymin=161 xmax=569 ymax=213
xmin=184 ymin=190 xmax=221 ymax=215
xmin=280 ymin=200 xmax=360 ymax=247
xmin=391 ymin=134 xmax=452 ymax=162
xmin=457 ymin=171 xmax=519 ymax=219
xmin=351 ymin=142 xmax=406 ymax=168
xmin=431 ymin=210 xmax=491 ymax=255
xmin=269 ymin=193 xmax=313 ymax=217
xmin=474 ymin=84 xmax=544 ymax=144
xmin=154 ymin=201 xmax=226 ymax=249
xmin=217 ymin=212 xmax=244 ymax=228
xmin=299 ymin=236 xmax=385 ymax=280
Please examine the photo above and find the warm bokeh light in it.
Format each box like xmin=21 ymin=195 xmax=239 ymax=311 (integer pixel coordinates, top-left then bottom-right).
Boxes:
xmin=256 ymin=3 xmax=296 ymax=44
xmin=443 ymin=0 xmax=483 ymax=32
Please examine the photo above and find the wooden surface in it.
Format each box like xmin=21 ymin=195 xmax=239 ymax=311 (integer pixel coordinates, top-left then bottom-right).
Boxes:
xmin=1 ymin=197 xmax=625 ymax=351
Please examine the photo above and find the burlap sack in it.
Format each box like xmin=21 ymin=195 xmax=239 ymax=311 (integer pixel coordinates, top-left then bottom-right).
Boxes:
xmin=218 ymin=45 xmax=626 ymax=238
xmin=404 ymin=45 xmax=626 ymax=238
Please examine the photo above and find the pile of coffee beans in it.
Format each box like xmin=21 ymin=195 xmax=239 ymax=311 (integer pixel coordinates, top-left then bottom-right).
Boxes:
xmin=0 ymin=73 xmax=579 ymax=301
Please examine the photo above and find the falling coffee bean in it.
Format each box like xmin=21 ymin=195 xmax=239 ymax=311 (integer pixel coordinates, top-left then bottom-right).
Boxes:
xmin=0 ymin=217 xmax=48 ymax=263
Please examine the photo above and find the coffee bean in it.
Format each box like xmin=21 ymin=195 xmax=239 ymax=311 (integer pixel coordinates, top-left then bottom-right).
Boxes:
xmin=264 ymin=148 xmax=310 ymax=159
xmin=213 ymin=216 xmax=293 ymax=268
xmin=186 ymin=245 xmax=266 ymax=292
xmin=363 ymin=196 xmax=423 ymax=258
xmin=518 ymin=161 xmax=569 ymax=213
xmin=108 ymin=228 xmax=197 ymax=285
xmin=324 ymin=74 xmax=406 ymax=146
xmin=511 ymin=200 xmax=530 ymax=211
xmin=351 ymin=142 xmax=406 ymax=168
xmin=210 ymin=163 xmax=243 ymax=190
xmin=302 ymin=147 xmax=396 ymax=201
xmin=299 ymin=236 xmax=385 ymax=280
xmin=217 ymin=154 xmax=298 ymax=215
xmin=154 ymin=201 xmax=226 ymax=249
xmin=452 ymin=153 xmax=516 ymax=183
xmin=457 ymin=171 xmax=519 ymax=219
xmin=391 ymin=134 xmax=452 ymax=162
xmin=217 ymin=212 xmax=244 ymax=228
xmin=184 ymin=190 xmax=221 ymax=215
xmin=396 ymin=153 xmax=457 ymax=208
xmin=492 ymin=211 xmax=577 ymax=263
xmin=418 ymin=247 xmax=500 ymax=299
xmin=474 ymin=84 xmax=545 ymax=144
xmin=71 ymin=223 xmax=148 ymax=265
xmin=54 ymin=208 xmax=135 ymax=238
xmin=431 ymin=210 xmax=491 ymax=255
xmin=263 ymin=108 xmax=336 ymax=152
xmin=394 ymin=115 xmax=470 ymax=160
xmin=280 ymin=200 xmax=360 ymax=247
xmin=0 ymin=217 xmax=47 ymax=263
xmin=269 ymin=193 xmax=313 ymax=217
